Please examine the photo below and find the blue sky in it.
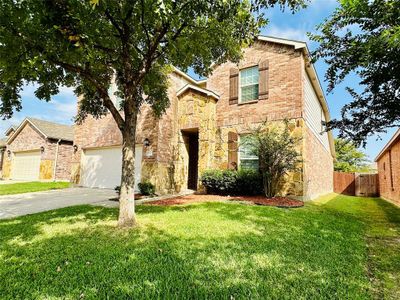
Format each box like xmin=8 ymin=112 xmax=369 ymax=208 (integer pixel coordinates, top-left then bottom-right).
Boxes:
xmin=0 ymin=0 xmax=396 ymax=161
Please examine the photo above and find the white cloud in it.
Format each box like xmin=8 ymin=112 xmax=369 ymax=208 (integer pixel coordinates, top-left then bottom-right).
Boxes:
xmin=265 ymin=25 xmax=309 ymax=42
xmin=0 ymin=85 xmax=76 ymax=138
xmin=0 ymin=115 xmax=24 ymax=139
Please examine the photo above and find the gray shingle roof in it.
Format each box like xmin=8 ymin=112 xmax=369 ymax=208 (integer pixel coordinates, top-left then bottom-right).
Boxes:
xmin=27 ymin=118 xmax=74 ymax=142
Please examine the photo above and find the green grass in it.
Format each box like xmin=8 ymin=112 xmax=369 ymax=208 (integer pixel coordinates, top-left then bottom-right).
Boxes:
xmin=0 ymin=194 xmax=399 ymax=299
xmin=0 ymin=181 xmax=70 ymax=195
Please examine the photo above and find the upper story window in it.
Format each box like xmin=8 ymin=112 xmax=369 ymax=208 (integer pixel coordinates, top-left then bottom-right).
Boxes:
xmin=239 ymin=135 xmax=259 ymax=170
xmin=240 ymin=66 xmax=259 ymax=103
xmin=108 ymin=83 xmax=123 ymax=109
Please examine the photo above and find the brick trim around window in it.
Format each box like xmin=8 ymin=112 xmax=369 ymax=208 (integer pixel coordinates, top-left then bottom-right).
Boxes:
xmin=259 ymin=59 xmax=269 ymax=100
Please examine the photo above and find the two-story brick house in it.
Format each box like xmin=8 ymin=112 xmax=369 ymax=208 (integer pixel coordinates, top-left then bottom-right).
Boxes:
xmin=72 ymin=36 xmax=335 ymax=200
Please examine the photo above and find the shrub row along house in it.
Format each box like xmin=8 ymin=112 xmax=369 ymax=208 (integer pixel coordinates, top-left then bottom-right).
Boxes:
xmin=1 ymin=36 xmax=335 ymax=200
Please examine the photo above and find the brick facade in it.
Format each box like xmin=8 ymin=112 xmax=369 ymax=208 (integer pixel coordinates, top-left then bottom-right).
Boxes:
xmin=376 ymin=130 xmax=400 ymax=206
xmin=207 ymin=41 xmax=304 ymax=127
xmin=2 ymin=123 xmax=73 ymax=181
xmin=303 ymin=124 xmax=334 ymax=199
xmin=73 ymin=38 xmax=335 ymax=199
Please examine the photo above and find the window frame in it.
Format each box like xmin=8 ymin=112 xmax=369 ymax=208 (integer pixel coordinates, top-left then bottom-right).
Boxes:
xmin=108 ymin=83 xmax=123 ymax=110
xmin=238 ymin=134 xmax=259 ymax=170
xmin=239 ymin=66 xmax=259 ymax=104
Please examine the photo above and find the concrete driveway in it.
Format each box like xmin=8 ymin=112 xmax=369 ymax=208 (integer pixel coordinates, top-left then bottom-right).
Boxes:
xmin=0 ymin=187 xmax=118 ymax=219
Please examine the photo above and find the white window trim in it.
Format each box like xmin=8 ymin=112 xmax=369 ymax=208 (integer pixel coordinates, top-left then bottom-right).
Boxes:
xmin=239 ymin=66 xmax=259 ymax=104
xmin=238 ymin=135 xmax=259 ymax=169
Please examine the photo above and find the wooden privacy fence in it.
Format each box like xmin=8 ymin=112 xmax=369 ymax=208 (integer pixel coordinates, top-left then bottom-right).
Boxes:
xmin=334 ymin=171 xmax=379 ymax=197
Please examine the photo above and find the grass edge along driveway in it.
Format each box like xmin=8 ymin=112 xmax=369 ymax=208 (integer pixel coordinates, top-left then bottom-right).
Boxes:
xmin=0 ymin=194 xmax=399 ymax=299
xmin=0 ymin=181 xmax=70 ymax=196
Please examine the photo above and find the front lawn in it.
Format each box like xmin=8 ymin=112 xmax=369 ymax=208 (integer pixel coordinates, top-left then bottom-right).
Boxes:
xmin=0 ymin=181 xmax=70 ymax=196
xmin=0 ymin=194 xmax=399 ymax=299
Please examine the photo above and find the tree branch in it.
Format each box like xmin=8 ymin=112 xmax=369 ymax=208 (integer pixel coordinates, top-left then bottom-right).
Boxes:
xmin=105 ymin=9 xmax=124 ymax=37
xmin=51 ymin=59 xmax=125 ymax=130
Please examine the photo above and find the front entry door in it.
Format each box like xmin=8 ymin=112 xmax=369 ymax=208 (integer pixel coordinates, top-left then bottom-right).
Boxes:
xmin=187 ymin=133 xmax=199 ymax=190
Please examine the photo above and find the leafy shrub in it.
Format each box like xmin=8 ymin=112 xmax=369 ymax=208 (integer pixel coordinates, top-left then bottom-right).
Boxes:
xmin=200 ymin=169 xmax=262 ymax=196
xmin=138 ymin=181 xmax=156 ymax=196
xmin=200 ymin=169 xmax=237 ymax=195
xmin=236 ymin=169 xmax=263 ymax=195
xmin=246 ymin=120 xmax=302 ymax=197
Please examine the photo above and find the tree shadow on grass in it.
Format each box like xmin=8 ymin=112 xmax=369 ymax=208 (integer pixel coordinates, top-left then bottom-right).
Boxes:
xmin=0 ymin=202 xmax=372 ymax=299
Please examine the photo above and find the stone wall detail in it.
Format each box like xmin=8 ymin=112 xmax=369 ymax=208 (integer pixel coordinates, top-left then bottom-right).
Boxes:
xmin=71 ymin=40 xmax=334 ymax=199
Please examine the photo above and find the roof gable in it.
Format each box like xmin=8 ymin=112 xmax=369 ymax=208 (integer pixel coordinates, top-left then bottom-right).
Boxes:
xmin=375 ymin=128 xmax=400 ymax=161
xmin=7 ymin=117 xmax=74 ymax=144
xmin=177 ymin=84 xmax=220 ymax=100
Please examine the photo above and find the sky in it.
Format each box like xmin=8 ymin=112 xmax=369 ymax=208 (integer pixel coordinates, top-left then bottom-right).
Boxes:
xmin=0 ymin=0 xmax=396 ymax=161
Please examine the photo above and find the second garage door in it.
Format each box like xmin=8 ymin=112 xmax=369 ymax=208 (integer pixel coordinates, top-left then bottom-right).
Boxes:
xmin=80 ymin=146 xmax=142 ymax=191
xmin=11 ymin=150 xmax=41 ymax=181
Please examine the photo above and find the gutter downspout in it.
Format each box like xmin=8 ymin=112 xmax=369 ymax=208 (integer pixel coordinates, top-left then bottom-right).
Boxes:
xmin=53 ymin=139 xmax=61 ymax=181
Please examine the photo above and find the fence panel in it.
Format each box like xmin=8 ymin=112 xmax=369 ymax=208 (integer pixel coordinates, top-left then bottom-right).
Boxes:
xmin=355 ymin=173 xmax=379 ymax=197
xmin=333 ymin=171 xmax=356 ymax=195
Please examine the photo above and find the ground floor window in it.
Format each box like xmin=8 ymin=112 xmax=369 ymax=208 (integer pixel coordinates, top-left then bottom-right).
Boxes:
xmin=239 ymin=135 xmax=259 ymax=170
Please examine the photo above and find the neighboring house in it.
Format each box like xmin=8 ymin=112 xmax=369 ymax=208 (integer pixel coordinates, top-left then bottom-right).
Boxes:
xmin=375 ymin=129 xmax=400 ymax=205
xmin=0 ymin=126 xmax=17 ymax=178
xmin=0 ymin=138 xmax=6 ymax=178
xmin=1 ymin=118 xmax=74 ymax=181
xmin=72 ymin=36 xmax=335 ymax=200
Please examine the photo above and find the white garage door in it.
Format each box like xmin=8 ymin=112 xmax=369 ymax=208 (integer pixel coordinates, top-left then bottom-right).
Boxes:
xmin=80 ymin=146 xmax=142 ymax=191
xmin=11 ymin=151 xmax=41 ymax=181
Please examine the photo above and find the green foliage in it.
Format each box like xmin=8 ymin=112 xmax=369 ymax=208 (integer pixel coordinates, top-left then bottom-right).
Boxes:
xmin=334 ymin=138 xmax=370 ymax=172
xmin=0 ymin=0 xmax=306 ymax=223
xmin=200 ymin=169 xmax=237 ymax=195
xmin=0 ymin=181 xmax=70 ymax=196
xmin=0 ymin=195 xmax=399 ymax=298
xmin=138 ymin=181 xmax=155 ymax=196
xmin=245 ymin=120 xmax=302 ymax=197
xmin=236 ymin=168 xmax=264 ymax=195
xmin=310 ymin=0 xmax=400 ymax=146
xmin=0 ymin=0 xmax=305 ymax=123
xmin=200 ymin=169 xmax=263 ymax=195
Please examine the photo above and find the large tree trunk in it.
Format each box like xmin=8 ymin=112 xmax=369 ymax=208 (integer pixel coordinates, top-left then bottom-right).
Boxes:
xmin=118 ymin=112 xmax=138 ymax=227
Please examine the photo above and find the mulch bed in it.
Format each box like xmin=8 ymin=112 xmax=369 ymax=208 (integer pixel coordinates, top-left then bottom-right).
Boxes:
xmin=147 ymin=194 xmax=304 ymax=208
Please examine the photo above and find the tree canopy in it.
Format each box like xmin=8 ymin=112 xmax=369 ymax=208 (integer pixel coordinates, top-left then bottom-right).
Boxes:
xmin=0 ymin=0 xmax=307 ymax=226
xmin=334 ymin=138 xmax=370 ymax=173
xmin=310 ymin=0 xmax=400 ymax=146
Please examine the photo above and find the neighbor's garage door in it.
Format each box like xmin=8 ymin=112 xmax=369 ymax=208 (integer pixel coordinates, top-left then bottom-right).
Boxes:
xmin=80 ymin=146 xmax=142 ymax=191
xmin=11 ymin=150 xmax=41 ymax=181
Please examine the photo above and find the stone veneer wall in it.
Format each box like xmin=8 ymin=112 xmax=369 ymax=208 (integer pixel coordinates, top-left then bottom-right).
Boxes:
xmin=71 ymin=41 xmax=334 ymax=198
xmin=210 ymin=118 xmax=305 ymax=197
xmin=72 ymin=72 xmax=192 ymax=193
xmin=2 ymin=123 xmax=73 ymax=180
xmin=377 ymin=138 xmax=400 ymax=206
xmin=302 ymin=124 xmax=334 ymax=200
